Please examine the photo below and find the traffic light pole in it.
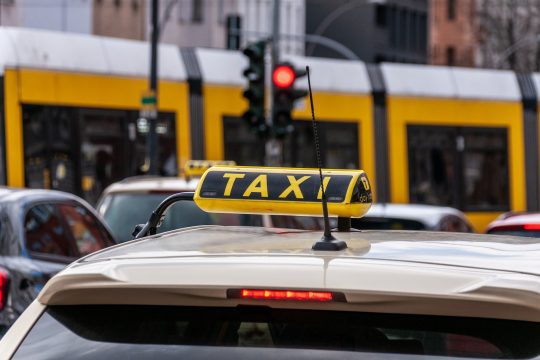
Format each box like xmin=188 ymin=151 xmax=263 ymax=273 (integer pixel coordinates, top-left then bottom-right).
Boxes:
xmin=147 ymin=0 xmax=159 ymax=175
xmin=266 ymin=0 xmax=282 ymax=167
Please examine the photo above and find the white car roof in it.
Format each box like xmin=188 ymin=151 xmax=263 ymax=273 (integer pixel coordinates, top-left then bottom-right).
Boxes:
xmin=365 ymin=203 xmax=467 ymax=228
xmin=101 ymin=176 xmax=199 ymax=196
xmin=40 ymin=227 xmax=540 ymax=322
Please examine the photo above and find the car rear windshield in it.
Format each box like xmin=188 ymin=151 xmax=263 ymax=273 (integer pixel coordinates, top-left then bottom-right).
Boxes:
xmin=13 ymin=305 xmax=540 ymax=359
xmin=103 ymin=193 xmax=262 ymax=242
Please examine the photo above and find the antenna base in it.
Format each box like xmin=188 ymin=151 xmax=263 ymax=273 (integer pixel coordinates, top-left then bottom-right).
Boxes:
xmin=312 ymin=236 xmax=348 ymax=251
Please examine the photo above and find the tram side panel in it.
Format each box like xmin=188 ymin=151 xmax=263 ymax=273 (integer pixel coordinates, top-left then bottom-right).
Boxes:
xmin=382 ymin=63 xmax=526 ymax=232
xmin=7 ymin=69 xmax=190 ymax=203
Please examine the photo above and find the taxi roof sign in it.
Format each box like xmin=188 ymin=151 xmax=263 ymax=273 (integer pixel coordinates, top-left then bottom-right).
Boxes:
xmin=184 ymin=160 xmax=236 ymax=178
xmin=194 ymin=166 xmax=372 ymax=218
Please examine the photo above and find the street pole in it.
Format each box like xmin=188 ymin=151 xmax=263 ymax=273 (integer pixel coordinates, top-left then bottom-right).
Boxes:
xmin=148 ymin=0 xmax=159 ymax=175
xmin=266 ymin=0 xmax=281 ymax=166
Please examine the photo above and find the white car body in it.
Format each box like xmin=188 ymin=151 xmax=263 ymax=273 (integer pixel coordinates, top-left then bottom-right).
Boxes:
xmin=1 ymin=226 xmax=539 ymax=358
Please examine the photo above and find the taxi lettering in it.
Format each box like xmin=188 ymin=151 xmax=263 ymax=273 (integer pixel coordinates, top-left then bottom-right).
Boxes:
xmin=195 ymin=166 xmax=372 ymax=218
xmin=223 ymin=173 xmax=245 ymax=196
xmin=279 ymin=176 xmax=310 ymax=199
xmin=243 ymin=175 xmax=268 ymax=198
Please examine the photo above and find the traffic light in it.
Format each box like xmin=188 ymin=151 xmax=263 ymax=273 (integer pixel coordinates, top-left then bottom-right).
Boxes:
xmin=242 ymin=40 xmax=268 ymax=137
xmin=272 ymin=63 xmax=307 ymax=138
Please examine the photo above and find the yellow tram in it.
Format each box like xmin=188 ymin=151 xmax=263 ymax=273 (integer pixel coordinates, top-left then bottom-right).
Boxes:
xmin=0 ymin=27 xmax=538 ymax=231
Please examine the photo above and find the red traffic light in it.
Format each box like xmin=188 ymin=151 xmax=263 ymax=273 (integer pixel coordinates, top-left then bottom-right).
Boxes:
xmin=273 ymin=65 xmax=295 ymax=89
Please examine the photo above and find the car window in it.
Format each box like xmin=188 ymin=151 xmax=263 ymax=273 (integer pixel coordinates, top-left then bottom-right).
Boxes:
xmin=24 ymin=204 xmax=75 ymax=258
xmin=13 ymin=305 xmax=540 ymax=359
xmin=102 ymin=193 xmax=262 ymax=242
xmin=56 ymin=204 xmax=112 ymax=256
xmin=351 ymin=217 xmax=426 ymax=230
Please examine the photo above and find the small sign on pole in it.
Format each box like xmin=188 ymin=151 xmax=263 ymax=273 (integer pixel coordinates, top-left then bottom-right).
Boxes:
xmin=140 ymin=91 xmax=157 ymax=119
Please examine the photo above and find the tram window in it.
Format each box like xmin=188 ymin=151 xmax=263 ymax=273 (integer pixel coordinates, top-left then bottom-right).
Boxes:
xmin=408 ymin=126 xmax=509 ymax=212
xmin=223 ymin=118 xmax=358 ymax=168
xmin=23 ymin=106 xmax=77 ymax=193
xmin=23 ymin=106 xmax=177 ymax=205
xmin=284 ymin=121 xmax=359 ymax=169
xmin=463 ymin=129 xmax=508 ymax=211
xmin=408 ymin=127 xmax=457 ymax=206
xmin=223 ymin=117 xmax=265 ymax=165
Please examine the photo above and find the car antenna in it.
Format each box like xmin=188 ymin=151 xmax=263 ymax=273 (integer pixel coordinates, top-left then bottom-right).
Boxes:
xmin=306 ymin=66 xmax=347 ymax=251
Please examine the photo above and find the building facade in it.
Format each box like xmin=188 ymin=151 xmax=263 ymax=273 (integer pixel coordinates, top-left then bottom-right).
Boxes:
xmin=305 ymin=0 xmax=428 ymax=63
xmin=0 ymin=0 xmax=92 ymax=33
xmin=92 ymin=0 xmax=305 ymax=56
xmin=93 ymin=0 xmax=145 ymax=40
xmin=429 ymin=0 xmax=476 ymax=67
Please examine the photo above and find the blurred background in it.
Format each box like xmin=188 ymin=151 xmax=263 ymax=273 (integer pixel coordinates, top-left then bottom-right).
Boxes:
xmin=0 ymin=0 xmax=539 ymax=234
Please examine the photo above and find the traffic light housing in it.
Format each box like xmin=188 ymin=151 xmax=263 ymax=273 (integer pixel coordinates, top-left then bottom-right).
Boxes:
xmin=242 ymin=41 xmax=268 ymax=137
xmin=272 ymin=63 xmax=307 ymax=138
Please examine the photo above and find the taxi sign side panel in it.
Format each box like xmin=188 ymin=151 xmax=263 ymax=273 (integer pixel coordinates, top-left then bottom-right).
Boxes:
xmin=194 ymin=166 xmax=372 ymax=217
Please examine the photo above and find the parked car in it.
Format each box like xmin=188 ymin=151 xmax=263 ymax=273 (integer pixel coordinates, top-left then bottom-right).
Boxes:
xmin=351 ymin=203 xmax=474 ymax=232
xmin=97 ymin=176 xmax=263 ymax=242
xmin=486 ymin=212 xmax=540 ymax=237
xmin=0 ymin=188 xmax=116 ymax=335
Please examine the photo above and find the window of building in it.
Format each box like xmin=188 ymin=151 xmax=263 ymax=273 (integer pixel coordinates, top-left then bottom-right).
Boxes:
xmin=192 ymin=0 xmax=203 ymax=23
xmin=226 ymin=15 xmax=242 ymax=50
xmin=447 ymin=46 xmax=456 ymax=66
xmin=419 ymin=13 xmax=427 ymax=54
xmin=399 ymin=8 xmax=407 ymax=50
xmin=448 ymin=0 xmax=456 ymax=20
xmin=411 ymin=11 xmax=419 ymax=52
xmin=408 ymin=126 xmax=509 ymax=211
xmin=375 ymin=4 xmax=387 ymax=27
xmin=388 ymin=6 xmax=397 ymax=46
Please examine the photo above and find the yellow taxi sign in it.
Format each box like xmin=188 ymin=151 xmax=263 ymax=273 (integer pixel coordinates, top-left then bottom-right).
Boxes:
xmin=184 ymin=160 xmax=236 ymax=178
xmin=194 ymin=166 xmax=372 ymax=218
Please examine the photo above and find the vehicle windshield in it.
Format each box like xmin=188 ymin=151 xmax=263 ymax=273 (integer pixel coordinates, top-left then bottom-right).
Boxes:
xmin=13 ymin=305 xmax=540 ymax=359
xmin=102 ymin=193 xmax=262 ymax=242
xmin=488 ymin=230 xmax=540 ymax=238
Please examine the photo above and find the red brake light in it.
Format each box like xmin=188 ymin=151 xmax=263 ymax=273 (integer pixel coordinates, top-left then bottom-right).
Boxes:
xmin=273 ymin=65 xmax=295 ymax=89
xmin=239 ymin=289 xmax=333 ymax=301
xmin=0 ymin=269 xmax=8 ymax=311
xmin=523 ymin=224 xmax=540 ymax=230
